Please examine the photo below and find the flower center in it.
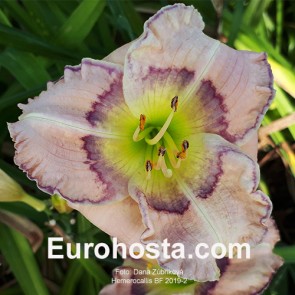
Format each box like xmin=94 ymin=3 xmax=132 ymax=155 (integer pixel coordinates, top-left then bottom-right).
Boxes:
xmin=132 ymin=96 xmax=189 ymax=179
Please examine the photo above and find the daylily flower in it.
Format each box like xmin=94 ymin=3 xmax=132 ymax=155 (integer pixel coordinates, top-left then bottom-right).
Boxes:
xmin=0 ymin=169 xmax=25 ymax=202
xmin=8 ymin=4 xmax=275 ymax=281
xmin=100 ymin=220 xmax=283 ymax=295
xmin=51 ymin=194 xmax=73 ymax=214
xmin=0 ymin=169 xmax=46 ymax=211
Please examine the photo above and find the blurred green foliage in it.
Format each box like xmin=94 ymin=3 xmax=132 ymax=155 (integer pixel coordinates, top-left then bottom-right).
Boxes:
xmin=0 ymin=0 xmax=295 ymax=294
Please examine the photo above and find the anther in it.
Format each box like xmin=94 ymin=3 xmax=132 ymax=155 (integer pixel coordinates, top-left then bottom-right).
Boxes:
xmin=139 ymin=114 xmax=146 ymax=131
xmin=182 ymin=140 xmax=189 ymax=151
xmin=171 ymin=96 xmax=178 ymax=112
xmin=158 ymin=146 xmax=166 ymax=157
xmin=176 ymin=140 xmax=189 ymax=160
xmin=145 ymin=160 xmax=153 ymax=172
xmin=176 ymin=151 xmax=187 ymax=159
xmin=154 ymin=146 xmax=172 ymax=178
xmin=133 ymin=114 xmax=148 ymax=141
xmin=145 ymin=160 xmax=153 ymax=180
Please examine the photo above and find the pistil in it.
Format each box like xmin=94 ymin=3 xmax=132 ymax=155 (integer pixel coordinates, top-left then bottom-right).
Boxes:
xmin=145 ymin=96 xmax=178 ymax=145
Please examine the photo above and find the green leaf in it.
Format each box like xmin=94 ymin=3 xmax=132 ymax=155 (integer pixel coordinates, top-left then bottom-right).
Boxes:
xmin=264 ymin=264 xmax=289 ymax=295
xmin=223 ymin=10 xmax=291 ymax=68
xmin=227 ymin=0 xmax=244 ymax=47
xmin=273 ymin=85 xmax=295 ymax=138
xmin=76 ymin=213 xmax=110 ymax=286
xmin=22 ymin=0 xmax=63 ymax=37
xmin=275 ymin=246 xmax=295 ymax=264
xmin=0 ymin=23 xmax=79 ymax=61
xmin=55 ymin=0 xmax=106 ymax=47
xmin=95 ymin=14 xmax=117 ymax=52
xmin=107 ymin=0 xmax=143 ymax=40
xmin=80 ymin=272 xmax=98 ymax=295
xmin=275 ymin=0 xmax=284 ymax=52
xmin=269 ymin=59 xmax=295 ymax=98
xmin=0 ymin=49 xmax=51 ymax=89
xmin=0 ymin=224 xmax=50 ymax=295
xmin=1 ymin=0 xmax=44 ymax=36
xmin=78 ymin=258 xmax=110 ymax=286
xmin=60 ymin=260 xmax=83 ymax=295
xmin=0 ymin=286 xmax=24 ymax=295
xmin=116 ymin=0 xmax=144 ymax=37
xmin=0 ymin=8 xmax=11 ymax=26
xmin=243 ymin=0 xmax=272 ymax=27
xmin=0 ymin=85 xmax=45 ymax=111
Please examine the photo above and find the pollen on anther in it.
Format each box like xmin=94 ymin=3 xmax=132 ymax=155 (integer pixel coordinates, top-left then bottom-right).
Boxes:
xmin=158 ymin=146 xmax=166 ymax=157
xmin=177 ymin=140 xmax=189 ymax=160
xmin=145 ymin=160 xmax=153 ymax=172
xmin=139 ymin=114 xmax=146 ymax=131
xmin=171 ymin=96 xmax=179 ymax=112
xmin=177 ymin=151 xmax=186 ymax=159
xmin=182 ymin=140 xmax=189 ymax=151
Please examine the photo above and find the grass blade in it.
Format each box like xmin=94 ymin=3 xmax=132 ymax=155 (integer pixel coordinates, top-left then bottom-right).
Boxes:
xmin=55 ymin=0 xmax=106 ymax=47
xmin=0 ymin=224 xmax=50 ymax=295
xmin=0 ymin=49 xmax=51 ymax=89
xmin=0 ymin=24 xmax=79 ymax=61
xmin=59 ymin=260 xmax=83 ymax=295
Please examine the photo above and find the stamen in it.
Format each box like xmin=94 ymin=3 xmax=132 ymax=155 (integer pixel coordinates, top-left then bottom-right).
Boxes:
xmin=154 ymin=146 xmax=165 ymax=170
xmin=145 ymin=160 xmax=153 ymax=171
xmin=133 ymin=127 xmax=154 ymax=142
xmin=160 ymin=157 xmax=172 ymax=178
xmin=177 ymin=140 xmax=190 ymax=162
xmin=182 ymin=140 xmax=189 ymax=151
xmin=146 ymin=96 xmax=179 ymax=145
xmin=155 ymin=146 xmax=172 ymax=178
xmin=158 ymin=146 xmax=166 ymax=157
xmin=145 ymin=160 xmax=153 ymax=180
xmin=154 ymin=144 xmax=166 ymax=170
xmin=176 ymin=151 xmax=186 ymax=159
xmin=163 ymin=133 xmax=180 ymax=168
xmin=139 ymin=114 xmax=146 ymax=131
xmin=171 ymin=96 xmax=178 ymax=112
xmin=133 ymin=114 xmax=148 ymax=141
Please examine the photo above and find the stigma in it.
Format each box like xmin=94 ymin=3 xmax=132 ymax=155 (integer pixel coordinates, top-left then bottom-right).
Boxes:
xmin=145 ymin=96 xmax=179 ymax=145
